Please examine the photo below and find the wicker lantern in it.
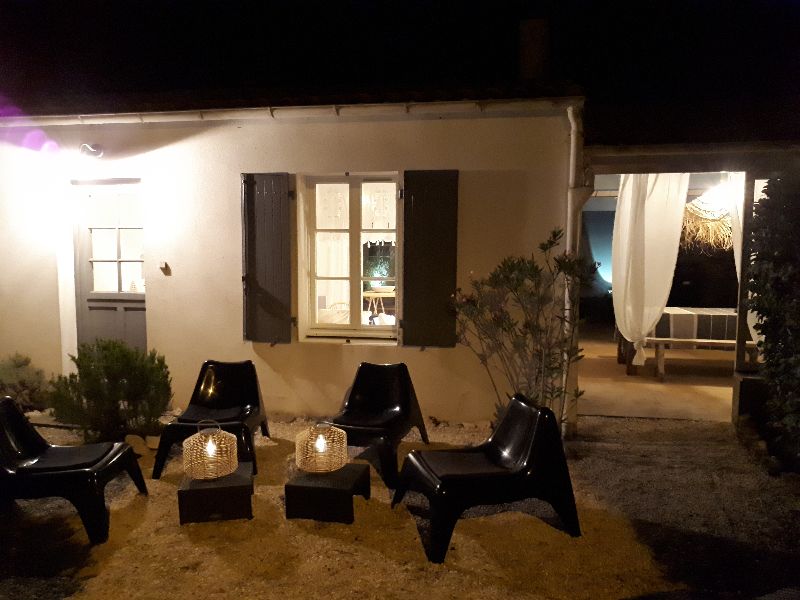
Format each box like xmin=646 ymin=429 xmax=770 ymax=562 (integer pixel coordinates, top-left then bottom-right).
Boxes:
xmin=295 ymin=424 xmax=347 ymax=473
xmin=183 ymin=421 xmax=238 ymax=480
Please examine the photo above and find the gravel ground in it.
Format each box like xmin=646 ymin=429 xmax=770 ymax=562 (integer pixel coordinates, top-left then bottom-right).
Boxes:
xmin=1 ymin=415 xmax=799 ymax=600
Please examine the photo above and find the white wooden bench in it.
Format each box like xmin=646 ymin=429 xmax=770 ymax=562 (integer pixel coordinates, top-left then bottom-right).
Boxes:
xmin=645 ymin=337 xmax=758 ymax=380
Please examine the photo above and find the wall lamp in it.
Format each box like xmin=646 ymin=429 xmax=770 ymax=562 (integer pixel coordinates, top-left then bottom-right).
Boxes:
xmin=79 ymin=143 xmax=104 ymax=158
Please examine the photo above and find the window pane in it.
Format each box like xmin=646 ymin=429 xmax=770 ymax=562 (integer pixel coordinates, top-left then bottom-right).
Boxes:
xmin=361 ymin=182 xmax=396 ymax=230
xmin=315 ymin=280 xmax=350 ymax=324
xmin=121 ymin=262 xmax=145 ymax=293
xmin=120 ymin=228 xmax=144 ymax=260
xmin=361 ymin=234 xmax=396 ymax=287
xmin=91 ymin=229 xmax=117 ymax=259
xmin=316 ymin=183 xmax=349 ymax=229
xmin=92 ymin=262 xmax=118 ymax=292
xmin=362 ymin=285 xmax=396 ymax=325
xmin=315 ymin=232 xmax=349 ymax=277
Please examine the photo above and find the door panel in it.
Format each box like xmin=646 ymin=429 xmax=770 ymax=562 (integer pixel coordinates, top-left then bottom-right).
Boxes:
xmin=73 ymin=181 xmax=146 ymax=350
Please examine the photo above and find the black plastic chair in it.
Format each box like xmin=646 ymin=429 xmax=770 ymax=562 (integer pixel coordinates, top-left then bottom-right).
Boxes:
xmin=392 ymin=393 xmax=580 ymax=563
xmin=0 ymin=396 xmax=148 ymax=544
xmin=325 ymin=362 xmax=428 ymax=487
xmin=151 ymin=360 xmax=269 ymax=479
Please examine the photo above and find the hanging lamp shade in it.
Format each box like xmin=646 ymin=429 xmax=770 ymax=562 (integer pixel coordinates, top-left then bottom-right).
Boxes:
xmin=682 ymin=183 xmax=733 ymax=250
xmin=295 ymin=424 xmax=348 ymax=473
xmin=183 ymin=421 xmax=238 ymax=480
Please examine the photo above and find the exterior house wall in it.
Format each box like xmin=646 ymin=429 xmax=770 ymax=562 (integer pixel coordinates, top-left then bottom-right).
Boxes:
xmin=0 ymin=110 xmax=572 ymax=422
xmin=0 ymin=143 xmax=65 ymax=375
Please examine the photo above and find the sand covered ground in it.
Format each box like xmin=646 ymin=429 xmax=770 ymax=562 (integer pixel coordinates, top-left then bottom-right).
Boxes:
xmin=2 ymin=415 xmax=799 ymax=600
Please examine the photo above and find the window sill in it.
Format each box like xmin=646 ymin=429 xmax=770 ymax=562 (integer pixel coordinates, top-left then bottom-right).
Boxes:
xmin=300 ymin=333 xmax=398 ymax=346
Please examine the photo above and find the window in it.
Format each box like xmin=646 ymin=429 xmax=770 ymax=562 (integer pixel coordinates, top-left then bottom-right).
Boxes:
xmin=89 ymin=226 xmax=145 ymax=293
xmin=306 ymin=175 xmax=399 ymax=339
xmin=242 ymin=170 xmax=458 ymax=347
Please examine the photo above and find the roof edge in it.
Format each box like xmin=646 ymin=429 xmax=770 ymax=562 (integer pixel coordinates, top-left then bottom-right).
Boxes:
xmin=0 ymin=97 xmax=584 ymax=128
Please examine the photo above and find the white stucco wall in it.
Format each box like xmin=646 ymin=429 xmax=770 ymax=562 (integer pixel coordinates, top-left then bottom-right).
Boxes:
xmin=0 ymin=107 xmax=572 ymax=421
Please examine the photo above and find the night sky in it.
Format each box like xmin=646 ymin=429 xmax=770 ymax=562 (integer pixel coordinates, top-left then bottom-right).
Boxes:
xmin=1 ymin=1 xmax=799 ymax=144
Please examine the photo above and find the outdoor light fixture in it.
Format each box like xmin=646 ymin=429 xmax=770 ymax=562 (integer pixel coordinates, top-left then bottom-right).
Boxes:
xmin=682 ymin=182 xmax=733 ymax=250
xmin=295 ymin=423 xmax=347 ymax=473
xmin=79 ymin=143 xmax=104 ymax=158
xmin=183 ymin=421 xmax=238 ymax=480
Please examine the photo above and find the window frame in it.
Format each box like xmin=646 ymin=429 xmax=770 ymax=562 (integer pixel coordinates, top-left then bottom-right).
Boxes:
xmin=88 ymin=225 xmax=145 ymax=295
xmin=299 ymin=172 xmax=401 ymax=341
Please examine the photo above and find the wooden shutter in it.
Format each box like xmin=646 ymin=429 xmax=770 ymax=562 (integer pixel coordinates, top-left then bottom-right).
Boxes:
xmin=402 ymin=170 xmax=459 ymax=347
xmin=242 ymin=173 xmax=292 ymax=344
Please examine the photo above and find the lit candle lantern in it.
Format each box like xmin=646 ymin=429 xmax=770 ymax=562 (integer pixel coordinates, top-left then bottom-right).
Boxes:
xmin=296 ymin=424 xmax=347 ymax=473
xmin=183 ymin=421 xmax=238 ymax=480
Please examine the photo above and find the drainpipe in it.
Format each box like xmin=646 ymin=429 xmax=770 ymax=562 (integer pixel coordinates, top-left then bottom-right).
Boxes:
xmin=563 ymin=104 xmax=594 ymax=439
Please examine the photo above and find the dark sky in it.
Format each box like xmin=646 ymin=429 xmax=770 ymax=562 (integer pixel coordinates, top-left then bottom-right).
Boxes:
xmin=1 ymin=1 xmax=799 ymax=144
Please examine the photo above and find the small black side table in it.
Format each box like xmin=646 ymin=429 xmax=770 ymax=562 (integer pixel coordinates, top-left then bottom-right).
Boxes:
xmin=285 ymin=462 xmax=370 ymax=524
xmin=178 ymin=462 xmax=254 ymax=524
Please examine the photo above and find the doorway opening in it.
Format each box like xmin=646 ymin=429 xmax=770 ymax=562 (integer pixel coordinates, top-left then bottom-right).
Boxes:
xmin=577 ymin=172 xmax=752 ymax=422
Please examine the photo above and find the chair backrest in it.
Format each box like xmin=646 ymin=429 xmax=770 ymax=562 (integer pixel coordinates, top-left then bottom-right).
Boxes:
xmin=0 ymin=396 xmax=49 ymax=468
xmin=189 ymin=360 xmax=262 ymax=410
xmin=484 ymin=393 xmax=544 ymax=471
xmin=344 ymin=362 xmax=415 ymax=414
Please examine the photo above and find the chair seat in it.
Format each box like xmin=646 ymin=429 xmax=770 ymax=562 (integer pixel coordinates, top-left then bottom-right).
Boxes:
xmin=331 ymin=409 xmax=401 ymax=431
xmin=16 ymin=442 xmax=114 ymax=473
xmin=413 ymin=450 xmax=510 ymax=480
xmin=177 ymin=405 xmax=245 ymax=423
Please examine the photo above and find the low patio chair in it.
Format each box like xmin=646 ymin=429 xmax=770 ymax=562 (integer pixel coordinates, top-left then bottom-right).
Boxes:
xmin=391 ymin=393 xmax=580 ymax=562
xmin=0 ymin=396 xmax=148 ymax=544
xmin=151 ymin=360 xmax=269 ymax=479
xmin=324 ymin=362 xmax=428 ymax=487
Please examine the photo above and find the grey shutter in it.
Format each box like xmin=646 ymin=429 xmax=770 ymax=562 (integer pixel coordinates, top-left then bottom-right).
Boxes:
xmin=402 ymin=170 xmax=459 ymax=347
xmin=242 ymin=173 xmax=292 ymax=343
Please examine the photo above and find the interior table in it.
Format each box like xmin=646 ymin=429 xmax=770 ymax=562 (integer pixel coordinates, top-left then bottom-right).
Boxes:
xmin=362 ymin=291 xmax=395 ymax=315
xmin=284 ymin=462 xmax=370 ymax=524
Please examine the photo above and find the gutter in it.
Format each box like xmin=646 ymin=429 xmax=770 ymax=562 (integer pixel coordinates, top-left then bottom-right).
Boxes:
xmin=563 ymin=105 xmax=594 ymax=438
xmin=0 ymin=97 xmax=583 ymax=128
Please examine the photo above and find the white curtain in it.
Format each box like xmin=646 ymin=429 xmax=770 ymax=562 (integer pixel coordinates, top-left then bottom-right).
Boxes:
xmin=612 ymin=173 xmax=690 ymax=365
xmin=729 ymin=172 xmax=746 ymax=280
xmin=728 ymin=172 xmax=764 ymax=344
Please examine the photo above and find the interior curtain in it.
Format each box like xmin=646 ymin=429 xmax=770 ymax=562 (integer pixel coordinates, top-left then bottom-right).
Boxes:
xmin=612 ymin=173 xmax=690 ymax=365
xmin=729 ymin=172 xmax=764 ymax=343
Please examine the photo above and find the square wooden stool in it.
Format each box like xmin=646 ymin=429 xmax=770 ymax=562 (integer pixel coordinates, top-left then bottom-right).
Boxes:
xmin=178 ymin=462 xmax=254 ymax=524
xmin=285 ymin=462 xmax=370 ymax=524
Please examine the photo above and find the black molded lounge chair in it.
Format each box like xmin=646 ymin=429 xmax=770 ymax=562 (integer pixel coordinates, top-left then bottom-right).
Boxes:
xmin=0 ymin=396 xmax=148 ymax=544
xmin=325 ymin=362 xmax=428 ymax=487
xmin=392 ymin=393 xmax=580 ymax=562
xmin=152 ymin=360 xmax=269 ymax=479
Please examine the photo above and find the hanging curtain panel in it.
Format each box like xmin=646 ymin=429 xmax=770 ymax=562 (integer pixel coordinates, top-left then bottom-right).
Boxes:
xmin=612 ymin=173 xmax=690 ymax=365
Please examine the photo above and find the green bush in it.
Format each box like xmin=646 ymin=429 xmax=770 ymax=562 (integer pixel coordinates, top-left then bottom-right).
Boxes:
xmin=48 ymin=339 xmax=172 ymax=442
xmin=0 ymin=353 xmax=48 ymax=411
xmin=748 ymin=176 xmax=800 ymax=471
xmin=453 ymin=229 xmax=593 ymax=424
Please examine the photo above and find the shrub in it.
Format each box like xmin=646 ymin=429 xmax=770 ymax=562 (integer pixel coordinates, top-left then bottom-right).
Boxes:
xmin=453 ymin=229 xmax=593 ymax=424
xmin=0 ymin=353 xmax=48 ymax=411
xmin=748 ymin=176 xmax=800 ymax=471
xmin=48 ymin=339 xmax=172 ymax=442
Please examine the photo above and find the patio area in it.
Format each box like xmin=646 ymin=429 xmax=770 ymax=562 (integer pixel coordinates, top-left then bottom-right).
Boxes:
xmin=2 ymin=413 xmax=799 ymax=600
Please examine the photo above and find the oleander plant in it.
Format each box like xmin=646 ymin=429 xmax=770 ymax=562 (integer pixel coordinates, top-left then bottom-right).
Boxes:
xmin=453 ymin=228 xmax=593 ymax=425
